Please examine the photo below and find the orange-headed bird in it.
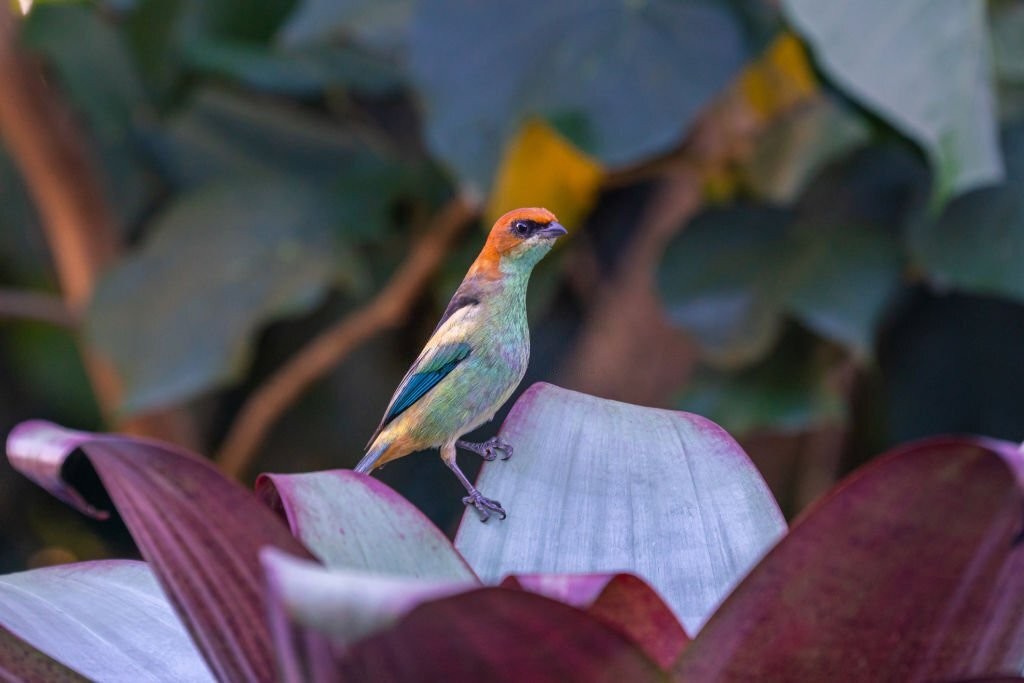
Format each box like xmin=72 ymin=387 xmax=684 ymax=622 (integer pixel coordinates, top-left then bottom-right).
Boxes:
xmin=356 ymin=208 xmax=567 ymax=521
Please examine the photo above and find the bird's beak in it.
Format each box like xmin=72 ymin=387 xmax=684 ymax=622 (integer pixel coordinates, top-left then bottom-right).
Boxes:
xmin=537 ymin=222 xmax=568 ymax=239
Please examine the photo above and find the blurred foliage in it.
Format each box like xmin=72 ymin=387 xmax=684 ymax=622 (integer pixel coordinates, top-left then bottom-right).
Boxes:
xmin=1 ymin=0 xmax=1024 ymax=569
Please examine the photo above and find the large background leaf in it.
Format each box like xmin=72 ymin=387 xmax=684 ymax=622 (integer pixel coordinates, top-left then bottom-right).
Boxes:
xmin=86 ymin=177 xmax=343 ymax=413
xmin=0 ymin=560 xmax=212 ymax=682
xmin=408 ymin=0 xmax=747 ymax=190
xmin=783 ymin=0 xmax=1002 ymax=203
xmin=454 ymin=383 xmax=786 ymax=633
xmin=673 ymin=437 xmax=1024 ymax=680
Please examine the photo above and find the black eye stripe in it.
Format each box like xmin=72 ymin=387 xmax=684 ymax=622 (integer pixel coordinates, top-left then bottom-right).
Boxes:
xmin=511 ymin=219 xmax=544 ymax=236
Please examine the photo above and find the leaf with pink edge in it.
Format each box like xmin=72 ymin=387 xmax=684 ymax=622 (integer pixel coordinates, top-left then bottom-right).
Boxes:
xmin=502 ymin=573 xmax=689 ymax=669
xmin=261 ymin=549 xmax=667 ymax=682
xmin=255 ymin=470 xmax=476 ymax=579
xmin=0 ymin=560 xmax=212 ymax=682
xmin=455 ymin=382 xmax=786 ymax=634
xmin=5 ymin=420 xmax=316 ymax=683
xmin=673 ymin=437 xmax=1024 ymax=681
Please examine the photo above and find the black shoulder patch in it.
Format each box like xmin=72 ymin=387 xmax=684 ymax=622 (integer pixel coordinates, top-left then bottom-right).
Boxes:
xmin=433 ymin=291 xmax=479 ymax=333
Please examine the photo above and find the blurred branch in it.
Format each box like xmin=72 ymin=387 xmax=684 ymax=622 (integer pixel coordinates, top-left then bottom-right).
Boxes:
xmin=216 ymin=196 xmax=478 ymax=480
xmin=0 ymin=4 xmax=198 ymax=447
xmin=0 ymin=288 xmax=75 ymax=327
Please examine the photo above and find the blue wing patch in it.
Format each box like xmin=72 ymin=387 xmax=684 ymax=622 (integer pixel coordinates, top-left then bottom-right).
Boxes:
xmin=380 ymin=343 xmax=471 ymax=429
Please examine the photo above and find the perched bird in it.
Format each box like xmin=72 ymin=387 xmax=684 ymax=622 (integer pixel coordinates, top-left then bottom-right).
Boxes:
xmin=356 ymin=207 xmax=567 ymax=521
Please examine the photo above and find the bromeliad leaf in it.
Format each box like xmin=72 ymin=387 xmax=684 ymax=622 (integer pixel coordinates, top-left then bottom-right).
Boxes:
xmin=0 ymin=561 xmax=212 ymax=682
xmin=255 ymin=470 xmax=477 ymax=579
xmin=455 ymin=383 xmax=787 ymax=634
xmin=5 ymin=420 xmax=316 ymax=683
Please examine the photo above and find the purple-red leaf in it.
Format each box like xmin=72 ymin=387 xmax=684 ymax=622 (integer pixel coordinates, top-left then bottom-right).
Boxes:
xmin=456 ymin=382 xmax=786 ymax=633
xmin=0 ymin=560 xmax=212 ymax=682
xmin=673 ymin=437 xmax=1024 ymax=682
xmin=0 ymin=626 xmax=87 ymax=682
xmin=502 ymin=573 xmax=690 ymax=669
xmin=262 ymin=550 xmax=666 ymax=682
xmin=5 ymin=420 xmax=316 ymax=683
xmin=256 ymin=470 xmax=476 ymax=579
xmin=261 ymin=549 xmax=475 ymax=682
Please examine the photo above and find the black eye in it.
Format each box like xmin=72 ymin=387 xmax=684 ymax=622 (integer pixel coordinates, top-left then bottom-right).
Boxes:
xmin=513 ymin=221 xmax=530 ymax=237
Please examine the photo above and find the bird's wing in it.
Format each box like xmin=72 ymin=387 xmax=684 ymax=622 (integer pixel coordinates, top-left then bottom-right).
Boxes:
xmin=366 ymin=340 xmax=472 ymax=446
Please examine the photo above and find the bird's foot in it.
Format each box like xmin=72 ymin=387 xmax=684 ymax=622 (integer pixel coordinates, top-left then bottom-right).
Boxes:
xmin=457 ymin=436 xmax=513 ymax=462
xmin=462 ymin=490 xmax=507 ymax=522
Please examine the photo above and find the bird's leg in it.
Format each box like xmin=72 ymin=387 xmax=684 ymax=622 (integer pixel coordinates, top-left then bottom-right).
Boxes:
xmin=441 ymin=443 xmax=507 ymax=522
xmin=456 ymin=435 xmax=513 ymax=461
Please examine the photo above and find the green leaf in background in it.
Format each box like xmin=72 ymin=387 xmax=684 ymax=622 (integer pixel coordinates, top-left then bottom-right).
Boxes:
xmin=990 ymin=0 xmax=1024 ymax=84
xmin=783 ymin=0 xmax=1002 ymax=205
xmin=86 ymin=177 xmax=346 ymax=414
xmin=909 ymin=123 xmax=1024 ymax=301
xmin=786 ymin=225 xmax=901 ymax=358
xmin=740 ymin=97 xmax=871 ymax=203
xmin=152 ymin=88 xmax=363 ymax=187
xmin=408 ymin=0 xmax=747 ymax=192
xmin=678 ymin=325 xmax=845 ymax=435
xmin=277 ymin=0 xmax=413 ymax=54
xmin=182 ymin=39 xmax=401 ymax=97
xmin=657 ymin=206 xmax=800 ymax=367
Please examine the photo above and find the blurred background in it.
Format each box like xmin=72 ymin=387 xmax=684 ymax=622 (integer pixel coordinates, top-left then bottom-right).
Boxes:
xmin=1 ymin=0 xmax=1022 ymax=571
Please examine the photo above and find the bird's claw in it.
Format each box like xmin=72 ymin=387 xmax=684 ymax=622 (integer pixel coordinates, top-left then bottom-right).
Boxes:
xmin=459 ymin=436 xmax=513 ymax=462
xmin=462 ymin=491 xmax=507 ymax=522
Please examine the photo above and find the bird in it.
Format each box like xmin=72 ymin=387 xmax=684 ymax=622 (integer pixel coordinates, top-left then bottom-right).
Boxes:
xmin=355 ymin=207 xmax=567 ymax=521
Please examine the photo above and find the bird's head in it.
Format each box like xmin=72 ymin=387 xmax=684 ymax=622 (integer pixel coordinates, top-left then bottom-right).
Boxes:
xmin=470 ymin=207 xmax=567 ymax=278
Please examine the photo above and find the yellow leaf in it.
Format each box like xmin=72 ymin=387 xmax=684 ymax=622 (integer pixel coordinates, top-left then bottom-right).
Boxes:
xmin=739 ymin=33 xmax=818 ymax=122
xmin=487 ymin=119 xmax=604 ymax=231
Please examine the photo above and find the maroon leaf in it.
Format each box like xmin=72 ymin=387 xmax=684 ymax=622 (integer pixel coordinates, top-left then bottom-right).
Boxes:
xmin=0 ymin=626 xmax=87 ymax=682
xmin=262 ymin=550 xmax=667 ymax=682
xmin=6 ymin=420 xmax=316 ymax=683
xmin=502 ymin=573 xmax=690 ymax=669
xmin=673 ymin=437 xmax=1024 ymax=682
xmin=255 ymin=470 xmax=476 ymax=579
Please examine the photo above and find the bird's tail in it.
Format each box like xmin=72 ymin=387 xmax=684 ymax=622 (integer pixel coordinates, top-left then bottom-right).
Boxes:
xmin=354 ymin=439 xmax=390 ymax=474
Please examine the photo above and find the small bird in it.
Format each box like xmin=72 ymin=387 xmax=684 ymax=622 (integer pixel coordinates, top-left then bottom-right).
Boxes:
xmin=355 ymin=207 xmax=567 ymax=521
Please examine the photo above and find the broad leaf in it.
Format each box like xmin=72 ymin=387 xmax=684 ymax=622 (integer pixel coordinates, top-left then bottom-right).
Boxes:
xmin=673 ymin=437 xmax=1024 ymax=680
xmin=5 ymin=420 xmax=316 ymax=683
xmin=454 ymin=383 xmax=786 ymax=634
xmin=657 ymin=206 xmax=799 ymax=367
xmin=0 ymin=561 xmax=212 ymax=682
xmin=783 ymin=0 xmax=1002 ymax=204
xmin=678 ymin=326 xmax=845 ymax=435
xmin=409 ymin=0 xmax=746 ymax=191
xmin=256 ymin=470 xmax=476 ymax=579
xmin=502 ymin=573 xmax=689 ymax=669
xmin=991 ymin=0 xmax=1024 ymax=84
xmin=86 ymin=177 xmax=342 ymax=413
xmin=909 ymin=123 xmax=1024 ymax=302
xmin=262 ymin=550 xmax=666 ymax=682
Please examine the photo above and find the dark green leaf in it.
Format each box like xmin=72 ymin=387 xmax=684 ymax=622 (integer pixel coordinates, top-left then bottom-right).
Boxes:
xmin=278 ymin=0 xmax=413 ymax=53
xmin=183 ymin=39 xmax=401 ymax=96
xmin=909 ymin=123 xmax=1024 ymax=301
xmin=990 ymin=0 xmax=1024 ymax=84
xmin=86 ymin=177 xmax=346 ymax=413
xmin=409 ymin=0 xmax=747 ymax=191
xmin=783 ymin=0 xmax=1002 ymax=204
xmin=656 ymin=206 xmax=799 ymax=367
xmin=786 ymin=226 xmax=901 ymax=357
xmin=677 ymin=326 xmax=845 ymax=435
